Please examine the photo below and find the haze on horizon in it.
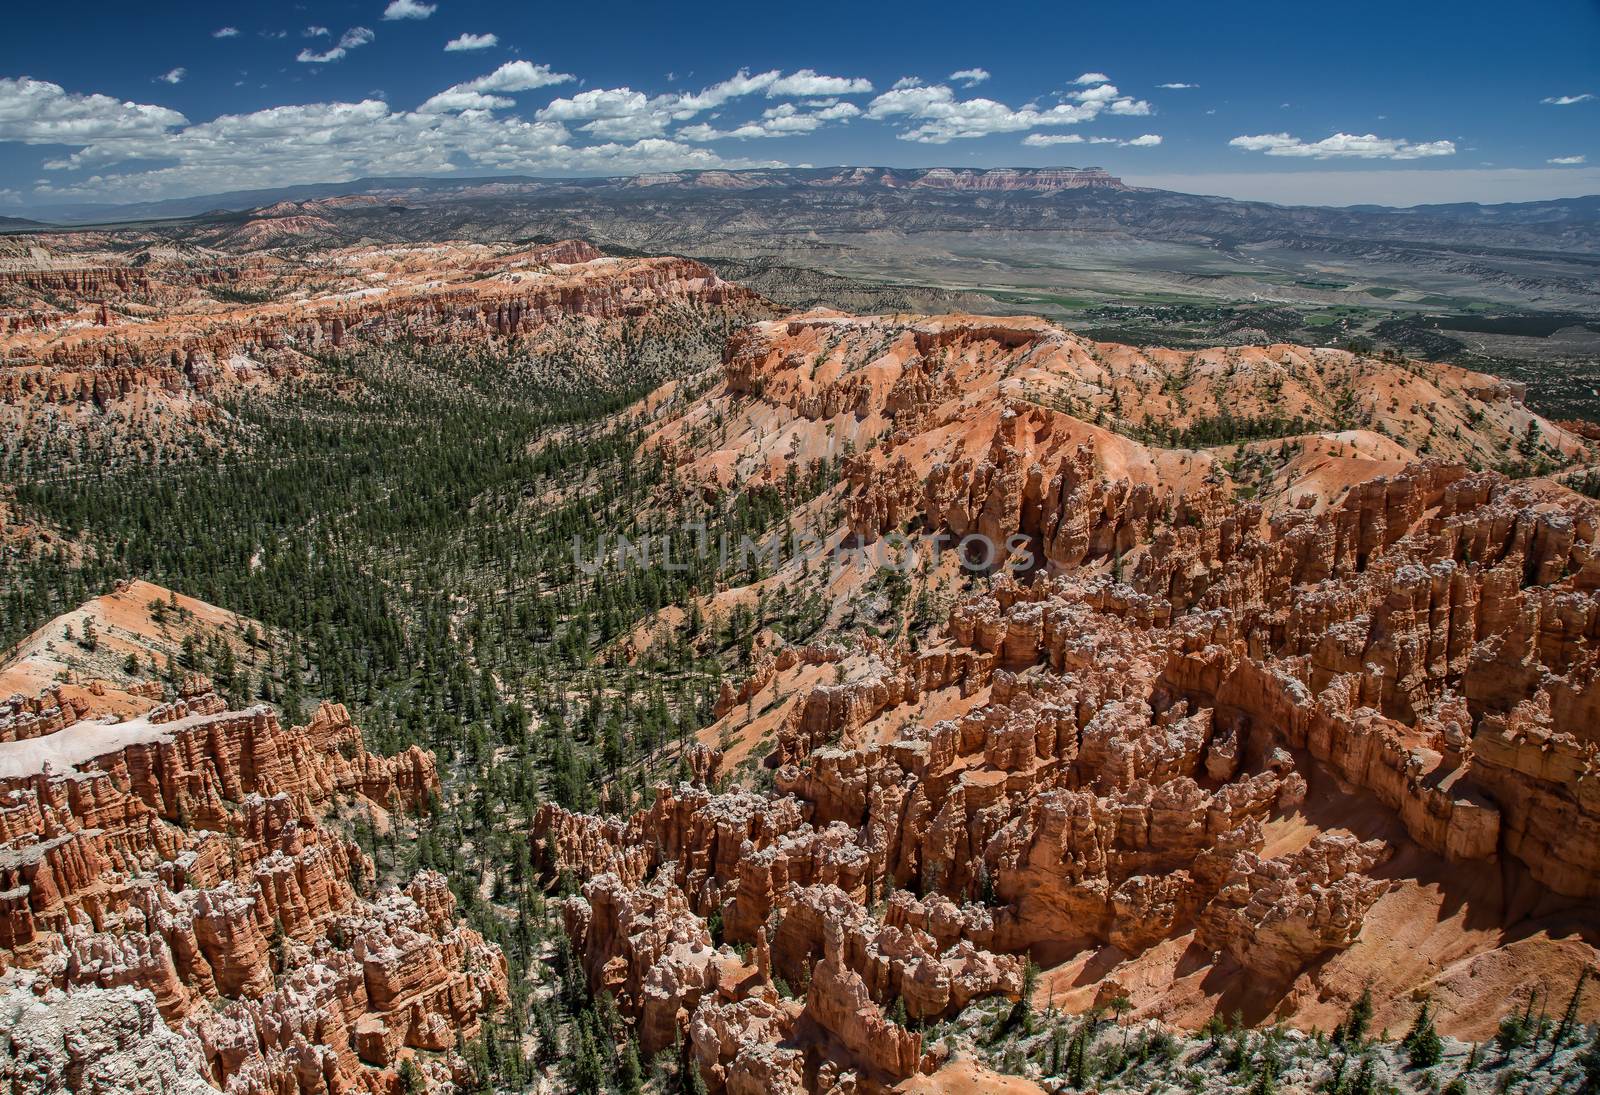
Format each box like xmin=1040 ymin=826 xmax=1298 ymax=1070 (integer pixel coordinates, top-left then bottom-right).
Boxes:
xmin=0 ymin=0 xmax=1595 ymax=213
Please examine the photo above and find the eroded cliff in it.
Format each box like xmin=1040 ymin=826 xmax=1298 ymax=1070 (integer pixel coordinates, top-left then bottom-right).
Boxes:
xmin=537 ymin=311 xmax=1600 ymax=1092
xmin=0 ymin=625 xmax=506 ymax=1094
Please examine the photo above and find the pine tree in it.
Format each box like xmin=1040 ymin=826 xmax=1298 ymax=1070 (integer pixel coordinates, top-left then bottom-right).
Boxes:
xmin=1402 ymin=998 xmax=1443 ymax=1068
xmin=397 ymin=1058 xmax=427 ymax=1095
xmin=1555 ymin=968 xmax=1590 ymax=1048
xmin=1334 ymin=987 xmax=1374 ymax=1049
xmin=616 ymin=1037 xmax=644 ymax=1095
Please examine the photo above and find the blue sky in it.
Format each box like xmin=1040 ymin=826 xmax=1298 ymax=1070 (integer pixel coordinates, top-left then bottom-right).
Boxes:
xmin=0 ymin=0 xmax=1595 ymax=210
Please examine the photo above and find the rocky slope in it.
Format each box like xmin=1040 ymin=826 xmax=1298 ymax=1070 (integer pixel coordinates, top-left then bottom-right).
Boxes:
xmin=535 ymin=312 xmax=1600 ymax=1092
xmin=0 ymin=578 xmax=295 ymax=722
xmin=0 ymin=237 xmax=758 ymax=461
xmin=646 ymin=310 xmax=1584 ymax=519
xmin=0 ymin=595 xmax=507 ymax=1094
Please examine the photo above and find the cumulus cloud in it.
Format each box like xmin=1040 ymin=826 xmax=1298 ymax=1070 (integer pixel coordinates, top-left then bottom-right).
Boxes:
xmin=24 ymin=85 xmax=779 ymax=203
xmin=1158 ymin=82 xmax=1197 ymax=89
xmin=415 ymin=88 xmax=514 ymax=113
xmin=468 ymin=60 xmax=573 ymax=92
xmin=1229 ymin=132 xmax=1456 ymax=160
xmin=304 ymin=26 xmax=330 ymax=37
xmin=527 ymin=68 xmax=872 ymax=143
xmin=383 ymin=0 xmax=435 ymax=19
xmin=444 ymin=32 xmax=497 ymax=51
xmin=866 ymin=79 xmax=1149 ymax=143
xmin=892 ymin=76 xmax=923 ymax=90
xmin=678 ymin=101 xmax=860 ymax=141
xmin=158 ymin=68 xmax=186 ymax=85
xmin=5 ymin=64 xmax=865 ymax=203
xmin=212 ymin=27 xmax=239 ymax=38
xmin=582 ymin=114 xmax=671 ymax=141
xmin=0 ymin=77 xmax=187 ymax=143
xmin=298 ymin=26 xmax=375 ymax=64
xmin=814 ymin=102 xmax=861 ymax=121
xmin=537 ymin=87 xmax=651 ymax=122
xmin=948 ymin=68 xmax=990 ymax=88
xmin=658 ymin=69 xmax=872 ymax=117
xmin=765 ymin=70 xmax=873 ymax=97
xmin=866 ymin=85 xmax=1084 ymax=142
xmin=1023 ymin=132 xmax=1161 ymax=148
xmin=418 ymin=60 xmax=574 ymax=113
xmin=1541 ymin=93 xmax=1593 ymax=105
xmin=1071 ymin=72 xmax=1110 ymax=85
xmin=1548 ymin=154 xmax=1586 ymax=165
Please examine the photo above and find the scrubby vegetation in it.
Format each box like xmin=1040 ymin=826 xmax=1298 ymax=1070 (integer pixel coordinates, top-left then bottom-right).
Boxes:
xmin=940 ymin=974 xmax=1597 ymax=1095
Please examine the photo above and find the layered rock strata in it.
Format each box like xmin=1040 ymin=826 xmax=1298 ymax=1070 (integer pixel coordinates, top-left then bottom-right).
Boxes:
xmin=538 ymin=312 xmax=1600 ymax=1091
xmin=0 ymin=688 xmax=506 ymax=1094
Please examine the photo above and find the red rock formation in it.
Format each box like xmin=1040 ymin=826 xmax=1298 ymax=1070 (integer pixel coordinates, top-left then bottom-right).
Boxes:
xmin=1 ymin=241 xmax=764 ymax=455
xmin=0 ymin=685 xmax=505 ymax=1094
xmin=540 ymin=311 xmax=1599 ymax=1080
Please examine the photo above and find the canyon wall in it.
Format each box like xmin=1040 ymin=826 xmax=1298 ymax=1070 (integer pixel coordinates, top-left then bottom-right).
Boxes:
xmin=1 ymin=239 xmax=760 ymax=420
xmin=0 ymin=679 xmax=505 ymax=1094
xmin=541 ymin=312 xmax=1600 ymax=1093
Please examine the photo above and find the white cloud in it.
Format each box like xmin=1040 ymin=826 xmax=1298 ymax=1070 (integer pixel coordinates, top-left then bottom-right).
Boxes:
xmin=0 ymin=77 xmax=187 ymax=143
xmin=814 ymin=102 xmax=860 ymax=122
xmin=467 ymin=60 xmax=574 ymax=92
xmin=418 ymin=60 xmax=574 ymax=113
xmin=1071 ymin=72 xmax=1110 ymax=85
xmin=948 ymin=68 xmax=990 ymax=88
xmin=678 ymin=101 xmax=860 ymax=142
xmin=158 ymin=68 xmax=186 ymax=85
xmin=866 ymin=85 xmax=1085 ymax=142
xmin=865 ymin=81 xmax=1149 ymax=143
xmin=1023 ymin=132 xmax=1161 ymax=148
xmin=1229 ymin=132 xmax=1456 ymax=160
xmin=1 ymin=65 xmax=855 ymax=204
xmin=1158 ymin=82 xmax=1197 ymax=89
xmin=765 ymin=70 xmax=873 ymax=97
xmin=1069 ymin=83 xmax=1153 ymax=115
xmin=1541 ymin=93 xmax=1593 ymax=106
xmin=538 ymin=87 xmax=651 ymax=121
xmin=23 ymin=86 xmax=782 ymax=203
xmin=529 ymin=69 xmax=872 ymax=144
xmin=582 ymin=115 xmax=670 ymax=141
xmin=444 ymin=32 xmax=497 ymax=51
xmin=212 ymin=27 xmax=239 ymax=38
xmin=304 ymin=26 xmax=330 ymax=37
xmin=383 ymin=0 xmax=436 ymax=19
xmin=657 ymin=69 xmax=872 ymax=118
xmin=297 ymin=26 xmax=375 ymax=64
xmin=892 ymin=76 xmax=923 ymax=90
xmin=1548 ymin=154 xmax=1586 ymax=165
xmin=415 ymin=88 xmax=514 ymax=113
xmin=1072 ymin=83 xmax=1119 ymax=104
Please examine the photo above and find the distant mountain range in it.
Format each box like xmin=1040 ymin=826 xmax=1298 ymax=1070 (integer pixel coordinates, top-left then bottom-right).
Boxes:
xmin=6 ymin=168 xmax=1597 ymax=326
xmin=7 ymin=167 xmax=1597 ymax=230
